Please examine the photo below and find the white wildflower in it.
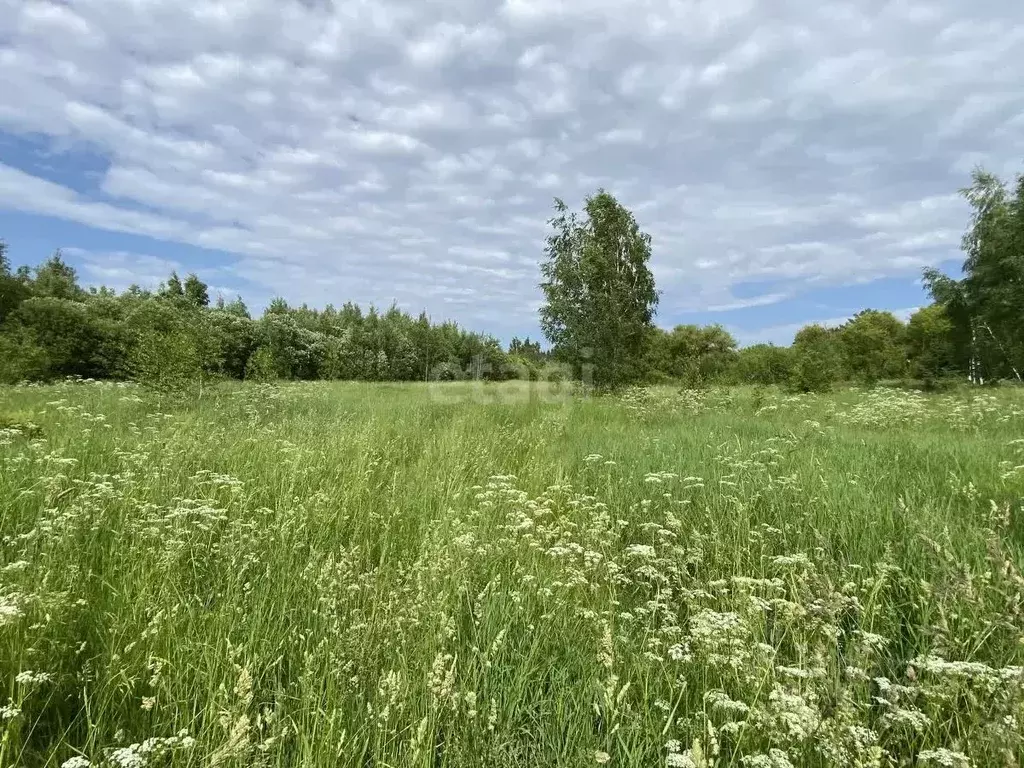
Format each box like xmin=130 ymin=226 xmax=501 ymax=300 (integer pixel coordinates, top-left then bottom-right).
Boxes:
xmin=917 ymin=748 xmax=972 ymax=767
xmin=881 ymin=707 xmax=930 ymax=733
xmin=108 ymin=745 xmax=145 ymax=768
xmin=0 ymin=597 xmax=24 ymax=626
xmin=15 ymin=670 xmax=52 ymax=686
xmin=667 ymin=753 xmax=696 ymax=768
xmin=625 ymin=544 xmax=656 ymax=559
xmin=708 ymin=692 xmax=749 ymax=720
xmin=741 ymin=749 xmax=795 ymax=768
xmin=775 ymin=665 xmax=825 ymax=680
xmin=704 ymin=689 xmax=750 ymax=717
xmin=764 ymin=686 xmax=820 ymax=741
xmin=770 ymin=553 xmax=813 ymax=570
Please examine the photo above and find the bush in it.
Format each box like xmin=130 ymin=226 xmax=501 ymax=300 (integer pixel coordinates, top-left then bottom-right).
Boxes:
xmin=0 ymin=328 xmax=50 ymax=383
xmin=789 ymin=325 xmax=844 ymax=393
xmin=245 ymin=345 xmax=279 ymax=382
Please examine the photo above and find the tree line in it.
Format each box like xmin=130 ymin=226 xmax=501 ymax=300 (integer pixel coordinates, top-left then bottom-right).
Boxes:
xmin=1 ymin=165 xmax=1021 ymax=392
xmin=536 ymin=166 xmax=1023 ymax=391
xmin=0 ymin=248 xmax=547 ymax=390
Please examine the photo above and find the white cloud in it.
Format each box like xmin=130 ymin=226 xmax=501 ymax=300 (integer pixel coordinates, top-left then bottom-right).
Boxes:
xmin=65 ymin=249 xmax=185 ymax=293
xmin=0 ymin=0 xmax=1022 ymax=339
xmin=733 ymin=306 xmax=922 ymax=347
xmin=705 ymin=293 xmax=791 ymax=313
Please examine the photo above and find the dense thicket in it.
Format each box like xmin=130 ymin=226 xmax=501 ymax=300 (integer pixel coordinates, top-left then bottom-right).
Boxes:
xmin=0 ymin=243 xmax=993 ymax=392
xmin=921 ymin=168 xmax=1024 ymax=384
xmin=2 ymin=165 xmax=1022 ymax=391
xmin=0 ymin=246 xmax=530 ymax=388
xmin=0 ymin=246 xmax=942 ymax=392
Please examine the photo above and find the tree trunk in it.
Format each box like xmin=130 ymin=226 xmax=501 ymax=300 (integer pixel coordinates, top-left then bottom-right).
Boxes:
xmin=981 ymin=322 xmax=1022 ymax=381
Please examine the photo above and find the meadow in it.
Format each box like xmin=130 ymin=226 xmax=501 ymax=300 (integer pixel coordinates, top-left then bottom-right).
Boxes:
xmin=2 ymin=379 xmax=1024 ymax=768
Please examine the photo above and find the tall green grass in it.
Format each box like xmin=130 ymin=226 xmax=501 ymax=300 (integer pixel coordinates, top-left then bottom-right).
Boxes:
xmin=1 ymin=381 xmax=1023 ymax=767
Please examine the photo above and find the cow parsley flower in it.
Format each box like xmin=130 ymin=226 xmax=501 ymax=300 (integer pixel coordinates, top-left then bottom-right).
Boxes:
xmin=916 ymin=748 xmax=972 ymax=767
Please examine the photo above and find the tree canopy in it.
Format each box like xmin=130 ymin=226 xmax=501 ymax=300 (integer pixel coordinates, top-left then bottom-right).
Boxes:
xmin=539 ymin=190 xmax=659 ymax=389
xmin=920 ymin=168 xmax=1024 ymax=383
xmin=0 ymin=256 xmax=523 ymax=388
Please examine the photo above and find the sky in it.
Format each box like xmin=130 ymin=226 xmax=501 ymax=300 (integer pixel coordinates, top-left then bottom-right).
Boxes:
xmin=1 ymin=0 xmax=1022 ymax=346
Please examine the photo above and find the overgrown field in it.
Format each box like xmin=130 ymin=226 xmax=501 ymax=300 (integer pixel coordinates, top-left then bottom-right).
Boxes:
xmin=2 ymin=381 xmax=1024 ymax=768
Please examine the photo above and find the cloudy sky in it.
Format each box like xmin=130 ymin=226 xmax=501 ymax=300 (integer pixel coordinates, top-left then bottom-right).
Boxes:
xmin=1 ymin=0 xmax=1022 ymax=345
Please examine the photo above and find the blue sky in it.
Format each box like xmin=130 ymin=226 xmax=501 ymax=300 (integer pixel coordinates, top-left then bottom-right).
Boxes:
xmin=1 ymin=0 xmax=1022 ymax=346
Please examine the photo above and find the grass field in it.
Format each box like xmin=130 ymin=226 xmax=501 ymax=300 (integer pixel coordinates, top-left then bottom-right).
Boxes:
xmin=2 ymin=380 xmax=1024 ymax=767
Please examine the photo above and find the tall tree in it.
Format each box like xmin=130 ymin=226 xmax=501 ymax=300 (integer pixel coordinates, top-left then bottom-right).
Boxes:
xmin=922 ymin=267 xmax=979 ymax=381
xmin=160 ymin=271 xmax=185 ymax=300
xmin=919 ymin=167 xmax=1024 ymax=383
xmin=0 ymin=240 xmax=30 ymax=324
xmin=508 ymin=336 xmax=545 ymax=363
xmin=906 ymin=304 xmax=957 ymax=383
xmin=839 ymin=310 xmax=907 ymax=384
xmin=183 ymin=273 xmax=210 ymax=307
xmin=33 ymin=251 xmax=81 ymax=300
xmin=957 ymin=169 xmax=1024 ymax=380
xmin=790 ymin=324 xmax=844 ymax=392
xmin=539 ymin=190 xmax=659 ymax=389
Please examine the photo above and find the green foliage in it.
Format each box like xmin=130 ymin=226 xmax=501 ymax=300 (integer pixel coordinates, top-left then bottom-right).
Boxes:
xmin=733 ymin=343 xmax=793 ymax=385
xmin=507 ymin=336 xmax=547 ymax=372
xmin=125 ymin=300 xmax=212 ymax=393
xmin=503 ymin=353 xmax=540 ymax=380
xmin=539 ymin=191 xmax=659 ymax=389
xmin=206 ymin=307 xmax=258 ymax=379
xmin=0 ymin=247 xmax=30 ymax=325
xmin=11 ymin=297 xmax=124 ymax=379
xmin=838 ymin=309 xmax=907 ymax=384
xmin=183 ymin=273 xmax=210 ymax=307
xmin=244 ymin=344 xmax=278 ymax=382
xmin=790 ymin=324 xmax=845 ymax=392
xmin=159 ymin=271 xmax=185 ymax=300
xmin=31 ymin=251 xmax=82 ymax=301
xmin=906 ymin=304 xmax=957 ymax=383
xmin=0 ymin=245 xmax=517 ymax=387
xmin=920 ymin=166 xmax=1024 ymax=383
xmin=649 ymin=324 xmax=738 ymax=386
xmin=253 ymin=314 xmax=302 ymax=379
xmin=0 ymin=325 xmax=51 ymax=383
xmin=959 ymin=170 xmax=1024 ymax=379
xmin=222 ymin=296 xmax=251 ymax=318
